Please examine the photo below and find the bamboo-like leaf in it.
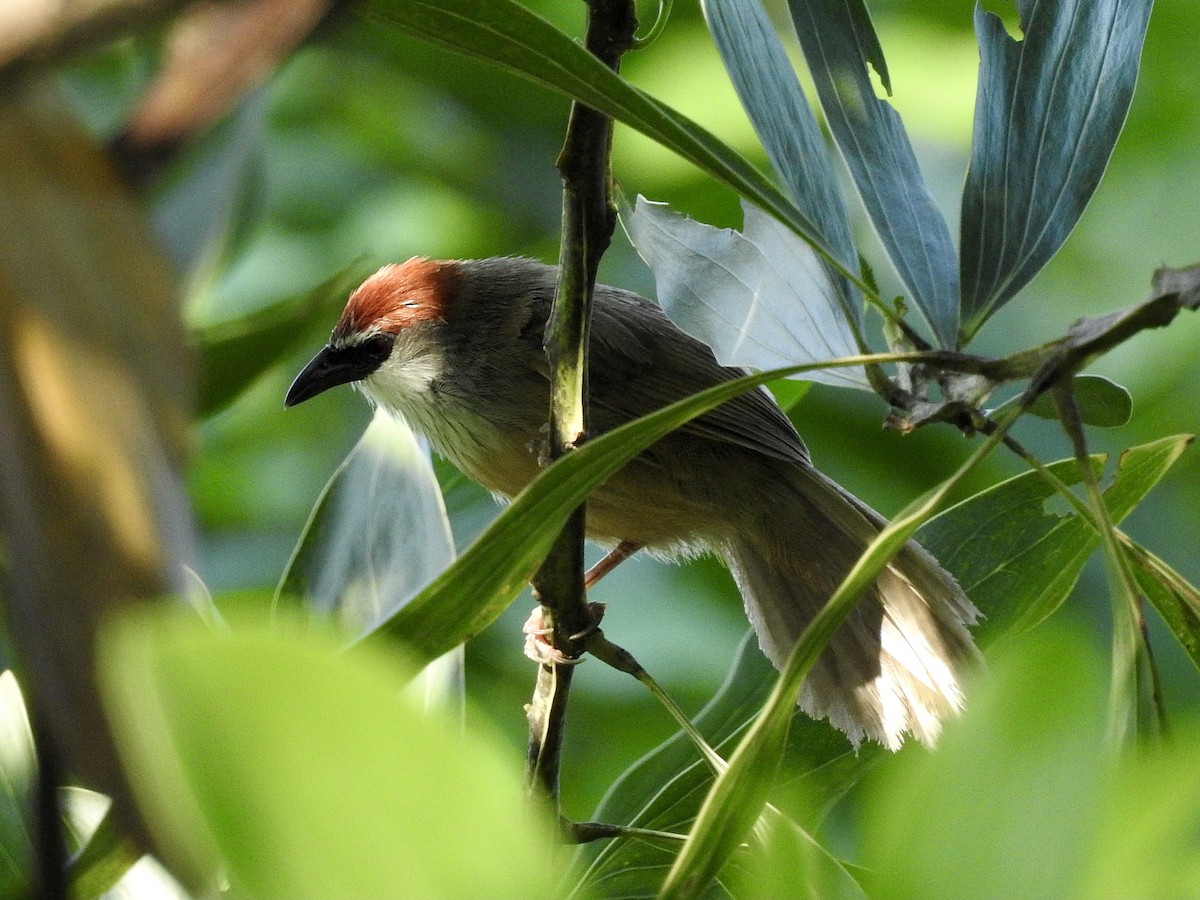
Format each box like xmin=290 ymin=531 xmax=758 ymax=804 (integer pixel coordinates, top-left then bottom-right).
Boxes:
xmin=785 ymin=0 xmax=959 ymax=347
xmin=624 ymin=196 xmax=870 ymax=391
xmin=959 ymin=0 xmax=1153 ymax=339
xmin=277 ymin=408 xmax=454 ymax=639
xmin=921 ymin=435 xmax=1192 ymax=643
xmin=569 ymin=438 xmax=1189 ymax=897
xmin=1026 ymin=373 xmax=1132 ymax=428
xmin=362 ymin=0 xmax=852 ymax=283
xmin=1121 ymin=536 xmax=1200 ymax=672
xmin=0 ymin=672 xmax=35 ymax=899
xmin=701 ymin=0 xmax=859 ymax=322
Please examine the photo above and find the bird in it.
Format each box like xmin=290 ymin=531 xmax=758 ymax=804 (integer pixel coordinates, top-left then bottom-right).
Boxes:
xmin=285 ymin=256 xmax=981 ymax=749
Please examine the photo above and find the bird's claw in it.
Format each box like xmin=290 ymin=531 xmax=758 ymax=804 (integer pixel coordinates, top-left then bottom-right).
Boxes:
xmin=522 ymin=602 xmax=606 ymax=666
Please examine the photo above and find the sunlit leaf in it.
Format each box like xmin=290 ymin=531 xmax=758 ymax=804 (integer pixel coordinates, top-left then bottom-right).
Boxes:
xmin=0 ymin=672 xmax=35 ymax=899
xmin=362 ymin=0 xmax=850 ymax=280
xmin=62 ymin=789 xmax=187 ymax=900
xmin=702 ymin=0 xmax=859 ymax=321
xmin=959 ymin=0 xmax=1153 ymax=339
xmin=1025 ymin=373 xmax=1133 ymax=428
xmin=98 ymin=614 xmax=558 ymax=899
xmin=195 ymin=264 xmax=366 ymax=416
xmin=277 ymin=407 xmax=454 ymax=639
xmin=625 ymin=197 xmax=870 ymax=391
xmin=785 ymin=0 xmax=959 ymax=347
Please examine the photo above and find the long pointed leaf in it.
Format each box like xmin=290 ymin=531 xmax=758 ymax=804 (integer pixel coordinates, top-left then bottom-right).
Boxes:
xmin=785 ymin=0 xmax=960 ymax=346
xmin=959 ymin=0 xmax=1153 ymax=339
xmin=702 ymin=0 xmax=859 ymax=323
xmin=362 ymin=0 xmax=857 ymax=288
xmin=277 ymin=408 xmax=455 ymax=639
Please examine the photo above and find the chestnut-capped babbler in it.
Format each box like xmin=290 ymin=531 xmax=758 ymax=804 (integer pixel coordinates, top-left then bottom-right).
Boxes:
xmin=286 ymin=257 xmax=981 ymax=749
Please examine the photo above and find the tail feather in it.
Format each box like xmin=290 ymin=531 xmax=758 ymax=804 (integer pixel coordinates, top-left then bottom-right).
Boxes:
xmin=723 ymin=467 xmax=980 ymax=750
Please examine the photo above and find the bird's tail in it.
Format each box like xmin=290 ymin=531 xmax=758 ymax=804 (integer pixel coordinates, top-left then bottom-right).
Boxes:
xmin=723 ymin=466 xmax=981 ymax=750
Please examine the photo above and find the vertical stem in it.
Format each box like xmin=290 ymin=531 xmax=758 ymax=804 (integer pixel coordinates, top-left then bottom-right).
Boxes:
xmin=526 ymin=0 xmax=638 ymax=805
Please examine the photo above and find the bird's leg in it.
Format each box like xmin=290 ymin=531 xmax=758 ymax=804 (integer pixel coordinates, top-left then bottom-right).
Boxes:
xmin=584 ymin=539 xmax=642 ymax=589
xmin=523 ymin=540 xmax=642 ymax=664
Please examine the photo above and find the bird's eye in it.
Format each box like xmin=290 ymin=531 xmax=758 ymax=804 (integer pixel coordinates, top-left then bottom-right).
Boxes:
xmin=359 ymin=333 xmax=394 ymax=366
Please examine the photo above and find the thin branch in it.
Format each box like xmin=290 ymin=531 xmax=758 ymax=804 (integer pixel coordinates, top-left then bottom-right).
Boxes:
xmin=527 ymin=0 xmax=638 ymax=805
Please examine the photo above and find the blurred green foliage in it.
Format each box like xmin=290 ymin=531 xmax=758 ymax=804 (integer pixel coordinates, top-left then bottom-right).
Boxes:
xmin=56 ymin=0 xmax=1200 ymax=864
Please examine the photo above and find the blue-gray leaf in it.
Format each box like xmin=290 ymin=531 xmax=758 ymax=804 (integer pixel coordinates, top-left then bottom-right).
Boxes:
xmin=959 ymin=0 xmax=1153 ymax=341
xmin=702 ymin=0 xmax=860 ymax=326
xmin=277 ymin=409 xmax=455 ymax=639
xmin=786 ymin=0 xmax=960 ymax=347
xmin=625 ymin=196 xmax=871 ymax=391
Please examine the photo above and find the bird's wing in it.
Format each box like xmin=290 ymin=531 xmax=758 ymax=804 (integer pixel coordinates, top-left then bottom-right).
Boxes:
xmin=522 ymin=280 xmax=809 ymax=466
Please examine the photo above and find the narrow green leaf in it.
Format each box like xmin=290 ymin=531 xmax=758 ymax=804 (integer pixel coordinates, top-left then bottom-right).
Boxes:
xmin=195 ymin=264 xmax=366 ymax=415
xmin=785 ymin=0 xmax=959 ymax=346
xmin=701 ymin=0 xmax=859 ymax=319
xmin=918 ymin=435 xmax=1193 ymax=643
xmin=362 ymin=357 xmax=878 ymax=664
xmin=99 ymin=614 xmax=559 ymax=899
xmin=362 ymin=0 xmax=853 ymax=285
xmin=1122 ymin=536 xmax=1200 ymax=673
xmin=573 ymin=437 xmax=1189 ymax=898
xmin=0 ymin=672 xmax=35 ymax=899
xmin=659 ymin=409 xmax=1016 ymax=899
xmin=1026 ymin=373 xmax=1133 ymax=427
xmin=959 ymin=0 xmax=1153 ymax=339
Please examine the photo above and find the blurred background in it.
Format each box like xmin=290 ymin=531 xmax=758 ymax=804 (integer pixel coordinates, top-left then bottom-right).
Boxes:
xmin=25 ymin=0 xmax=1200 ymax=822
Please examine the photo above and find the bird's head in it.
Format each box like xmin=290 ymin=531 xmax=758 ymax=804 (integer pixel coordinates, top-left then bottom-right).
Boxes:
xmin=284 ymin=257 xmax=459 ymax=409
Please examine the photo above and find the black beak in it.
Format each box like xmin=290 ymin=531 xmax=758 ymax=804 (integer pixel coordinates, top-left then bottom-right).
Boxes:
xmin=285 ymin=336 xmax=394 ymax=407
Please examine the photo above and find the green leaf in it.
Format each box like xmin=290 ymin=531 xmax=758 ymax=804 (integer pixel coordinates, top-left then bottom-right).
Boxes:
xmin=860 ymin=626 xmax=1200 ymax=899
xmin=1122 ymin=536 xmax=1200 ymax=673
xmin=919 ymin=435 xmax=1192 ymax=644
xmin=276 ymin=408 xmax=455 ymax=639
xmin=659 ymin=411 xmax=1016 ymax=899
xmin=61 ymin=788 xmax=184 ymax=899
xmin=571 ymin=436 xmax=1189 ymax=898
xmin=785 ymin=0 xmax=959 ymax=347
xmin=362 ymin=0 xmax=848 ymax=281
xmin=1025 ymin=374 xmax=1133 ymax=427
xmin=0 ymin=672 xmax=35 ymax=899
xmin=571 ymin=634 xmax=874 ymax=900
xmin=98 ymin=614 xmax=558 ymax=899
xmin=701 ymin=0 xmax=859 ymax=319
xmin=362 ymin=359 xmax=865 ymax=665
xmin=195 ymin=264 xmax=366 ymax=416
xmin=959 ymin=0 xmax=1153 ymax=339
xmin=860 ymin=626 xmax=1108 ymax=899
